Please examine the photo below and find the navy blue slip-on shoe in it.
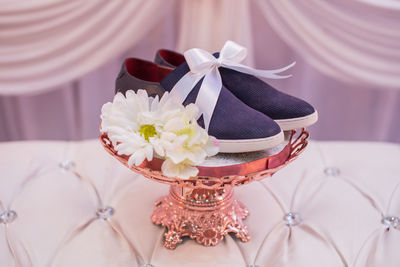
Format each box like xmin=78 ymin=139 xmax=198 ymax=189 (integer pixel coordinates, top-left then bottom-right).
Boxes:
xmin=115 ymin=58 xmax=284 ymax=153
xmin=155 ymin=49 xmax=318 ymax=130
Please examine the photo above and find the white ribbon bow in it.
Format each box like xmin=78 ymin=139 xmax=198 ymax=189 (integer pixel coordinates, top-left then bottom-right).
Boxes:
xmin=170 ymin=40 xmax=296 ymax=131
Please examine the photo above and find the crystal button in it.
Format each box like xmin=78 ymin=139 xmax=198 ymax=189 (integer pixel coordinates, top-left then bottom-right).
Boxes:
xmin=96 ymin=206 xmax=115 ymax=220
xmin=59 ymin=160 xmax=76 ymax=171
xmin=0 ymin=210 xmax=18 ymax=224
xmin=324 ymin=167 xmax=340 ymax=176
xmin=284 ymin=212 xmax=302 ymax=227
xmin=382 ymin=216 xmax=399 ymax=230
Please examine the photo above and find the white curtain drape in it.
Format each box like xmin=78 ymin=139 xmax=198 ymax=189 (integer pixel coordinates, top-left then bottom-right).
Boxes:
xmin=356 ymin=0 xmax=400 ymax=9
xmin=1 ymin=0 xmax=400 ymax=95
xmin=0 ymin=0 xmax=172 ymax=95
xmin=256 ymin=0 xmax=400 ymax=88
xmin=177 ymin=0 xmax=254 ymax=65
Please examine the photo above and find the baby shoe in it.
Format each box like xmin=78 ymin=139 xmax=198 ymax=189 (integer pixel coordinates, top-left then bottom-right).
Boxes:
xmin=154 ymin=49 xmax=318 ymax=130
xmin=115 ymin=58 xmax=284 ymax=153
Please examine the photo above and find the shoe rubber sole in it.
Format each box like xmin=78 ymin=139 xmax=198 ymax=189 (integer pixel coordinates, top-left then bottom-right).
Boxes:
xmin=217 ymin=130 xmax=284 ymax=153
xmin=275 ymin=111 xmax=318 ymax=131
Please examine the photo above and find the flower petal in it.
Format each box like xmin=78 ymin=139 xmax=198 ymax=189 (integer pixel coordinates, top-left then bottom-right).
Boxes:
xmin=166 ymin=148 xmax=188 ymax=164
xmin=205 ymin=136 xmax=219 ymax=156
xmin=150 ymin=138 xmax=165 ymax=157
xmin=161 ymin=159 xmax=199 ymax=179
xmin=133 ymin=150 xmax=146 ymax=166
xmin=144 ymin=145 xmax=154 ymax=161
xmin=184 ymin=103 xmax=199 ymax=120
xmin=127 ymin=154 xmax=136 ymax=167
xmin=164 ymin=117 xmax=186 ymax=132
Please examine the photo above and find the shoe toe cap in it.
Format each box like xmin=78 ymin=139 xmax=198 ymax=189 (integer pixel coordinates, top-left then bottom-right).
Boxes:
xmin=208 ymin=108 xmax=281 ymax=140
xmin=271 ymin=95 xmax=316 ymax=120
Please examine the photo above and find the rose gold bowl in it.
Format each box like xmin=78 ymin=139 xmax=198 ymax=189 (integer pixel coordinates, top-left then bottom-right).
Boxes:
xmin=100 ymin=129 xmax=309 ymax=249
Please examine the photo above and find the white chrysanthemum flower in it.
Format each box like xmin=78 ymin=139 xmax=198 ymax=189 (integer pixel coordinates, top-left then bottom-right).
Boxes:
xmin=101 ymin=89 xmax=219 ymax=179
xmin=156 ymin=104 xmax=218 ymax=179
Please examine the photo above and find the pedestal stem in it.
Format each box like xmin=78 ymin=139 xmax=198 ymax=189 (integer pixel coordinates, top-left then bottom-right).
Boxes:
xmin=151 ymin=185 xmax=250 ymax=249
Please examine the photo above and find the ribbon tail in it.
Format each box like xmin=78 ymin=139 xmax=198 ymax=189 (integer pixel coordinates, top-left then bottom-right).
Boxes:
xmin=267 ymin=61 xmax=296 ymax=74
xmin=194 ymin=67 xmax=222 ymax=131
xmin=170 ymin=72 xmax=204 ymax=103
xmin=222 ymin=61 xmax=296 ymax=79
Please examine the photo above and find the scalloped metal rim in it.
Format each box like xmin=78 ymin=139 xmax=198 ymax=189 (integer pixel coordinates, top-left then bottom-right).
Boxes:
xmin=100 ymin=128 xmax=309 ymax=189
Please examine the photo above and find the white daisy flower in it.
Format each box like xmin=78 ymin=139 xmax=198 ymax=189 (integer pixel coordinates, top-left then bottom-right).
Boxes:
xmin=100 ymin=90 xmax=219 ymax=179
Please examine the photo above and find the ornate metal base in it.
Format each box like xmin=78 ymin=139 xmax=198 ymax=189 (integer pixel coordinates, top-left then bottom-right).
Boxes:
xmin=151 ymin=186 xmax=250 ymax=249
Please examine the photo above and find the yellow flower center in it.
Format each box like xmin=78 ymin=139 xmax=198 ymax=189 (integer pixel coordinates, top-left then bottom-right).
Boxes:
xmin=176 ymin=125 xmax=196 ymax=138
xmin=139 ymin=124 xmax=156 ymax=141
xmin=175 ymin=125 xmax=197 ymax=148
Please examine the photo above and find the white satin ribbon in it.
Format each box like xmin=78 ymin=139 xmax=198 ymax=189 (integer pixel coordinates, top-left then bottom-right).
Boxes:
xmin=170 ymin=40 xmax=296 ymax=131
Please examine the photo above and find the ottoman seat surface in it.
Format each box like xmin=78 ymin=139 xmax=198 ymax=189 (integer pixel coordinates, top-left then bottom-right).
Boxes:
xmin=0 ymin=140 xmax=399 ymax=267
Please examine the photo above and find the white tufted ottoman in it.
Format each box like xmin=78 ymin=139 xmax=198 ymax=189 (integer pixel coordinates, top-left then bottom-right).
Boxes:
xmin=0 ymin=140 xmax=399 ymax=267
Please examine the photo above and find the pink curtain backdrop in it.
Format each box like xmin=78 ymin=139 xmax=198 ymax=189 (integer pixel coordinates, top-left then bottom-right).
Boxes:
xmin=0 ymin=1 xmax=399 ymax=143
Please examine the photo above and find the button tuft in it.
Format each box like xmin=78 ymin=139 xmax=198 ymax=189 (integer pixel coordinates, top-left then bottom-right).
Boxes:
xmin=0 ymin=210 xmax=17 ymax=224
xmin=59 ymin=160 xmax=76 ymax=171
xmin=382 ymin=216 xmax=399 ymax=230
xmin=324 ymin=167 xmax=340 ymax=176
xmin=284 ymin=212 xmax=302 ymax=227
xmin=96 ymin=206 xmax=115 ymax=220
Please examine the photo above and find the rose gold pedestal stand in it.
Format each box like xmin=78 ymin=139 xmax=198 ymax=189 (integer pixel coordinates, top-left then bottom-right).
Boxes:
xmin=101 ymin=129 xmax=309 ymax=249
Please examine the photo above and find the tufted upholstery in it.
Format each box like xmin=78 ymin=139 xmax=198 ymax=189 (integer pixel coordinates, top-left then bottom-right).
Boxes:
xmin=0 ymin=140 xmax=399 ymax=267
